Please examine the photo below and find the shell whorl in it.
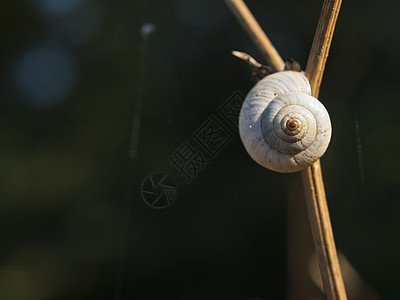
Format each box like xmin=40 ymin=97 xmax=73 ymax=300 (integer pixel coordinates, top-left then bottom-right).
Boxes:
xmin=239 ymin=71 xmax=332 ymax=173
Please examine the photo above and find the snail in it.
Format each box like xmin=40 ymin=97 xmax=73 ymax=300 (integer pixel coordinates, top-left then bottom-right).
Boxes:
xmin=239 ymin=70 xmax=332 ymax=173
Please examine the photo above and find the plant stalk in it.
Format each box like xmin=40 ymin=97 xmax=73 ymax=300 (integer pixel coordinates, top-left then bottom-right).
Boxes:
xmin=224 ymin=0 xmax=347 ymax=299
xmin=302 ymin=1 xmax=346 ymax=299
xmin=223 ymin=0 xmax=285 ymax=72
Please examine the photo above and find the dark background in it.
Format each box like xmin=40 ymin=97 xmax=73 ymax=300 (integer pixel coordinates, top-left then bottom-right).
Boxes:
xmin=0 ymin=0 xmax=399 ymax=299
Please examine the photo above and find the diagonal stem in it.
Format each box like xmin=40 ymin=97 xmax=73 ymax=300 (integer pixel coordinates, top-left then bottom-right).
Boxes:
xmin=305 ymin=0 xmax=343 ymax=97
xmin=302 ymin=1 xmax=346 ymax=299
xmin=224 ymin=0 xmax=346 ymax=299
xmin=223 ymin=0 xmax=285 ymax=72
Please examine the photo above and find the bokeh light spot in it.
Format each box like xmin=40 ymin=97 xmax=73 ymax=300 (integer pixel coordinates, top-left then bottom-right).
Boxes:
xmin=32 ymin=0 xmax=87 ymax=16
xmin=141 ymin=23 xmax=156 ymax=36
xmin=13 ymin=45 xmax=78 ymax=108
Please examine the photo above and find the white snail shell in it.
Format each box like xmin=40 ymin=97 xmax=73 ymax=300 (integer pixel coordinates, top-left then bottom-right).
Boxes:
xmin=239 ymin=71 xmax=332 ymax=173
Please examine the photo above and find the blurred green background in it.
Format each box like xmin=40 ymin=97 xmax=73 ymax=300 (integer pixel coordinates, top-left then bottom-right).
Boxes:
xmin=0 ymin=0 xmax=399 ymax=299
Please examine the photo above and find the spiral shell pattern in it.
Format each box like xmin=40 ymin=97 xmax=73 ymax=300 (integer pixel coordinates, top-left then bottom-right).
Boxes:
xmin=239 ymin=71 xmax=331 ymax=173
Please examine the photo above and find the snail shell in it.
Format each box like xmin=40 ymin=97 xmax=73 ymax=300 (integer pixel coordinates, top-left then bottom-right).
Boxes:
xmin=239 ymin=71 xmax=332 ymax=173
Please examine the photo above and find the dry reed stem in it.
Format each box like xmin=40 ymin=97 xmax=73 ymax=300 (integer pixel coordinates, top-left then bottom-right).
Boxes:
xmin=305 ymin=0 xmax=343 ymax=97
xmin=224 ymin=0 xmax=347 ymax=299
xmin=302 ymin=1 xmax=346 ymax=299
xmin=223 ymin=0 xmax=285 ymax=71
